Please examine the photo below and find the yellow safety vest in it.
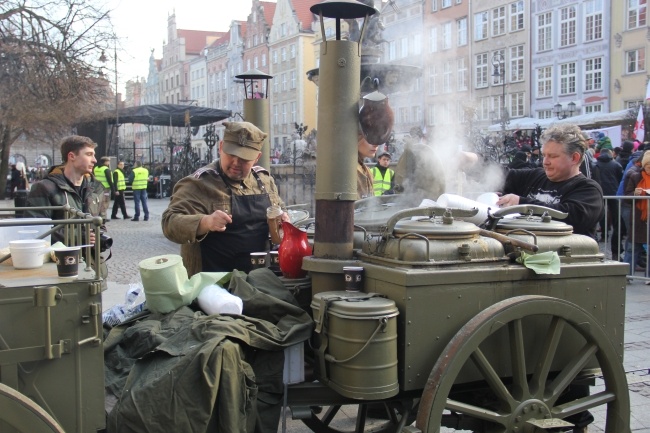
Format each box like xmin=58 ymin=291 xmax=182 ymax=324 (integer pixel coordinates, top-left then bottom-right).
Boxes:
xmin=371 ymin=166 xmax=393 ymax=196
xmin=131 ymin=167 xmax=149 ymax=190
xmin=93 ymin=165 xmax=111 ymax=189
xmin=114 ymin=168 xmax=126 ymax=191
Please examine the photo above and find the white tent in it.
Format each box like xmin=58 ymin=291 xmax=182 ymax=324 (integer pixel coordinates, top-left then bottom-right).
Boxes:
xmin=487 ymin=109 xmax=633 ymax=132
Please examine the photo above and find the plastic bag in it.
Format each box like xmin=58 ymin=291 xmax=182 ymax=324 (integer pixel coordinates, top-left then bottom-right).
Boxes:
xmin=516 ymin=251 xmax=561 ymax=275
xmin=102 ymin=283 xmax=148 ymax=326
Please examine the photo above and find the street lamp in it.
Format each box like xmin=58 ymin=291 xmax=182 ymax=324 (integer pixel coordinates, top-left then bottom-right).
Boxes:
xmin=491 ymin=52 xmax=508 ymax=131
xmin=553 ymin=102 xmax=576 ymax=119
xmin=235 ymin=68 xmax=273 ymax=169
xmin=203 ymin=124 xmax=219 ymax=162
xmin=99 ymin=40 xmax=119 ymax=158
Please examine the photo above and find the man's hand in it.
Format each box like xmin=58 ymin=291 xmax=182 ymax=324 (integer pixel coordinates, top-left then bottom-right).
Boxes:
xmin=198 ymin=210 xmax=233 ymax=235
xmin=496 ymin=194 xmax=520 ymax=208
xmin=281 ymin=212 xmax=290 ymax=223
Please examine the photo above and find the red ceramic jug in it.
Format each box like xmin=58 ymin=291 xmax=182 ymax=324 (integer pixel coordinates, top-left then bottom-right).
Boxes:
xmin=278 ymin=221 xmax=311 ymax=279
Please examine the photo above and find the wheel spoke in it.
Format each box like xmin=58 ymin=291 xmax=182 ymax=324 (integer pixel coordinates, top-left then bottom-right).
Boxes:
xmin=546 ymin=342 xmax=598 ymax=404
xmin=470 ymin=347 xmax=515 ymax=409
xmin=508 ymin=318 xmax=529 ymax=400
xmin=530 ymin=316 xmax=565 ymax=395
xmin=322 ymin=405 xmax=342 ymax=425
xmin=552 ymin=390 xmax=617 ymax=418
xmin=446 ymin=398 xmax=507 ymax=426
xmin=354 ymin=404 xmax=367 ymax=433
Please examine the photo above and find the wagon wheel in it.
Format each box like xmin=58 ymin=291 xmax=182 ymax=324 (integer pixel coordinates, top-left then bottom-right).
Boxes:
xmin=302 ymin=397 xmax=419 ymax=433
xmin=0 ymin=383 xmax=64 ymax=433
xmin=416 ymin=295 xmax=630 ymax=433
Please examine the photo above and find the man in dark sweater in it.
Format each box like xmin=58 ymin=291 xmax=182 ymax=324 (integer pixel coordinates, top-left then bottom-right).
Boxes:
xmin=496 ymin=124 xmax=604 ymax=239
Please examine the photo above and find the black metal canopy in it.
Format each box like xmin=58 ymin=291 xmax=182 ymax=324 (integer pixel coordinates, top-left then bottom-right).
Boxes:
xmin=105 ymin=104 xmax=232 ymax=126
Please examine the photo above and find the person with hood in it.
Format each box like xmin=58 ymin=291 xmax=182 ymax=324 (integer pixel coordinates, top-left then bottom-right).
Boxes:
xmin=616 ymin=140 xmax=635 ymax=170
xmin=508 ymin=150 xmax=534 ymax=169
xmin=595 ymin=149 xmax=623 ymax=251
xmin=596 ymin=131 xmax=613 ymax=153
xmin=25 ymin=135 xmax=103 ymax=244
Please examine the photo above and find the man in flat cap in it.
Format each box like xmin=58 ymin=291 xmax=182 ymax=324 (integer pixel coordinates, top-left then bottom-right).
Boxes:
xmin=162 ymin=121 xmax=288 ymax=276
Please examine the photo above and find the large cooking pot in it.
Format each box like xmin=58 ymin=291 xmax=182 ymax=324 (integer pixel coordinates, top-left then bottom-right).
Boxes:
xmin=363 ymin=206 xmax=507 ymax=263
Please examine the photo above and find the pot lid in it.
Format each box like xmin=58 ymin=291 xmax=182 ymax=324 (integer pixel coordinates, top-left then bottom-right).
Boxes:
xmin=496 ymin=215 xmax=573 ymax=234
xmin=354 ymin=195 xmax=410 ymax=230
xmin=393 ymin=217 xmax=480 ymax=238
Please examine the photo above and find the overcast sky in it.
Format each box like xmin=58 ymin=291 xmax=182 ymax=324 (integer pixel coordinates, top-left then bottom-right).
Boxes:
xmin=107 ymin=0 xmax=261 ymax=93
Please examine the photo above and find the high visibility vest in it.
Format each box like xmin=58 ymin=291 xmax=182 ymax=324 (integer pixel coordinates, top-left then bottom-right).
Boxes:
xmin=114 ymin=168 xmax=126 ymax=191
xmin=94 ymin=165 xmax=111 ymax=189
xmin=131 ymin=167 xmax=149 ymax=190
xmin=371 ymin=166 xmax=393 ymax=196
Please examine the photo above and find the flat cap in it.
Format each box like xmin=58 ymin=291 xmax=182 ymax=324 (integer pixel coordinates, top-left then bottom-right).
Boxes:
xmin=222 ymin=121 xmax=267 ymax=161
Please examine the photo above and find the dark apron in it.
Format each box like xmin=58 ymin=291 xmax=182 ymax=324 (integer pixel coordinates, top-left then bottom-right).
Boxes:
xmin=201 ymin=170 xmax=271 ymax=273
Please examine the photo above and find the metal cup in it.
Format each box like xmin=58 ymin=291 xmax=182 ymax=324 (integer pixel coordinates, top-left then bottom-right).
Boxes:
xmin=269 ymin=251 xmax=280 ymax=267
xmin=249 ymin=252 xmax=267 ymax=270
xmin=343 ymin=266 xmax=364 ymax=291
xmin=266 ymin=205 xmax=283 ymax=245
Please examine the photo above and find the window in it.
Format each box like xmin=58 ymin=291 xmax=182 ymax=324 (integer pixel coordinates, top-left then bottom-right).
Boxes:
xmin=537 ymin=12 xmax=552 ymax=51
xmin=457 ymin=17 xmax=468 ymax=46
xmin=290 ymin=44 xmax=296 ymax=58
xmin=492 ymin=6 xmax=506 ymax=36
xmin=585 ymin=0 xmax=603 ymax=41
xmin=510 ymin=1 xmax=524 ymax=31
xmin=584 ymin=57 xmax=602 ymax=91
xmin=585 ymin=104 xmax=603 ymax=113
xmin=626 ymin=48 xmax=646 ymax=73
xmin=510 ymin=92 xmax=524 ymax=117
xmin=282 ymin=73 xmax=287 ymax=91
xmin=273 ymin=79 xmax=279 ymax=94
xmin=492 ymin=96 xmax=504 ymax=118
xmin=475 ymin=53 xmax=488 ymax=88
xmin=429 ymin=27 xmax=438 ymax=52
xmin=400 ymin=37 xmax=409 ymax=57
xmin=510 ymin=45 xmax=524 ymax=82
xmin=412 ymin=34 xmax=422 ymax=55
xmin=443 ymin=61 xmax=452 ymax=93
xmin=281 ymin=47 xmax=287 ymax=61
xmin=474 ymin=11 xmax=488 ymax=40
xmin=428 ymin=64 xmax=438 ymax=95
xmin=442 ymin=22 xmax=452 ymax=49
xmin=246 ymin=59 xmax=251 ymax=71
xmin=442 ymin=0 xmax=451 ymax=7
xmin=291 ymin=71 xmax=296 ymax=89
xmin=480 ymin=97 xmax=490 ymax=120
xmin=457 ymin=57 xmax=468 ymax=90
xmin=536 ymin=66 xmax=552 ymax=98
xmin=559 ymin=62 xmax=576 ymax=94
xmin=262 ymin=54 xmax=267 ymax=67
xmin=560 ymin=6 xmax=577 ymax=47
xmin=254 ymin=34 xmax=258 ymax=46
xmin=291 ymin=102 xmax=296 ymax=123
xmin=399 ymin=107 xmax=409 ymax=124
xmin=427 ymin=105 xmax=435 ymax=126
xmin=281 ymin=23 xmax=286 ymax=37
xmin=628 ymin=0 xmax=647 ymax=29
xmin=388 ymin=40 xmax=397 ymax=60
xmin=272 ymin=50 xmax=278 ymax=64
xmin=537 ymin=109 xmax=553 ymax=119
xmin=412 ymin=106 xmax=422 ymax=123
xmin=431 ymin=0 xmax=437 ymax=12
xmin=281 ymin=103 xmax=287 ymax=123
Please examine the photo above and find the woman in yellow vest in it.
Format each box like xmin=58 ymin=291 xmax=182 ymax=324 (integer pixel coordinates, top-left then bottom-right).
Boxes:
xmin=370 ymin=151 xmax=395 ymax=196
xmin=93 ymin=156 xmax=114 ymax=220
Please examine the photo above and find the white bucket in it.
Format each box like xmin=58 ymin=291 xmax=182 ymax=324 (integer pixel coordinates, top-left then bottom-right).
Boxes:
xmin=9 ymin=239 xmax=49 ymax=269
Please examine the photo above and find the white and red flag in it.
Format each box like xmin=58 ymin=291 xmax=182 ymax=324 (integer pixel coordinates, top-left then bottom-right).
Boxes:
xmin=634 ymin=105 xmax=645 ymax=143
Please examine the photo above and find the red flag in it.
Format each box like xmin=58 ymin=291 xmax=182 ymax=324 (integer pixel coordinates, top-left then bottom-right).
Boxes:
xmin=634 ymin=105 xmax=645 ymax=143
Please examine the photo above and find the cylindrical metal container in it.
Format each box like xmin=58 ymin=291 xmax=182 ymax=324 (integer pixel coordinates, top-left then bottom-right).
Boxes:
xmin=243 ymin=98 xmax=270 ymax=169
xmin=311 ymin=291 xmax=399 ymax=400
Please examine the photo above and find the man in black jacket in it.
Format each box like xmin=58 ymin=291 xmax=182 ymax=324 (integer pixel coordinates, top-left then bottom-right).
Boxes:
xmin=497 ymin=124 xmax=604 ymax=239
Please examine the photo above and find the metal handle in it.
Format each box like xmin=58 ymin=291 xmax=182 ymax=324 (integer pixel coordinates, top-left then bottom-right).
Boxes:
xmin=397 ymin=233 xmax=430 ymax=261
xmin=78 ymin=303 xmax=102 ymax=346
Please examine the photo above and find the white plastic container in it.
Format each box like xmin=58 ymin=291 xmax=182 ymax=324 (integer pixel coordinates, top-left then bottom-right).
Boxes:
xmin=9 ymin=239 xmax=49 ymax=269
xmin=0 ymin=218 xmax=52 ymax=249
